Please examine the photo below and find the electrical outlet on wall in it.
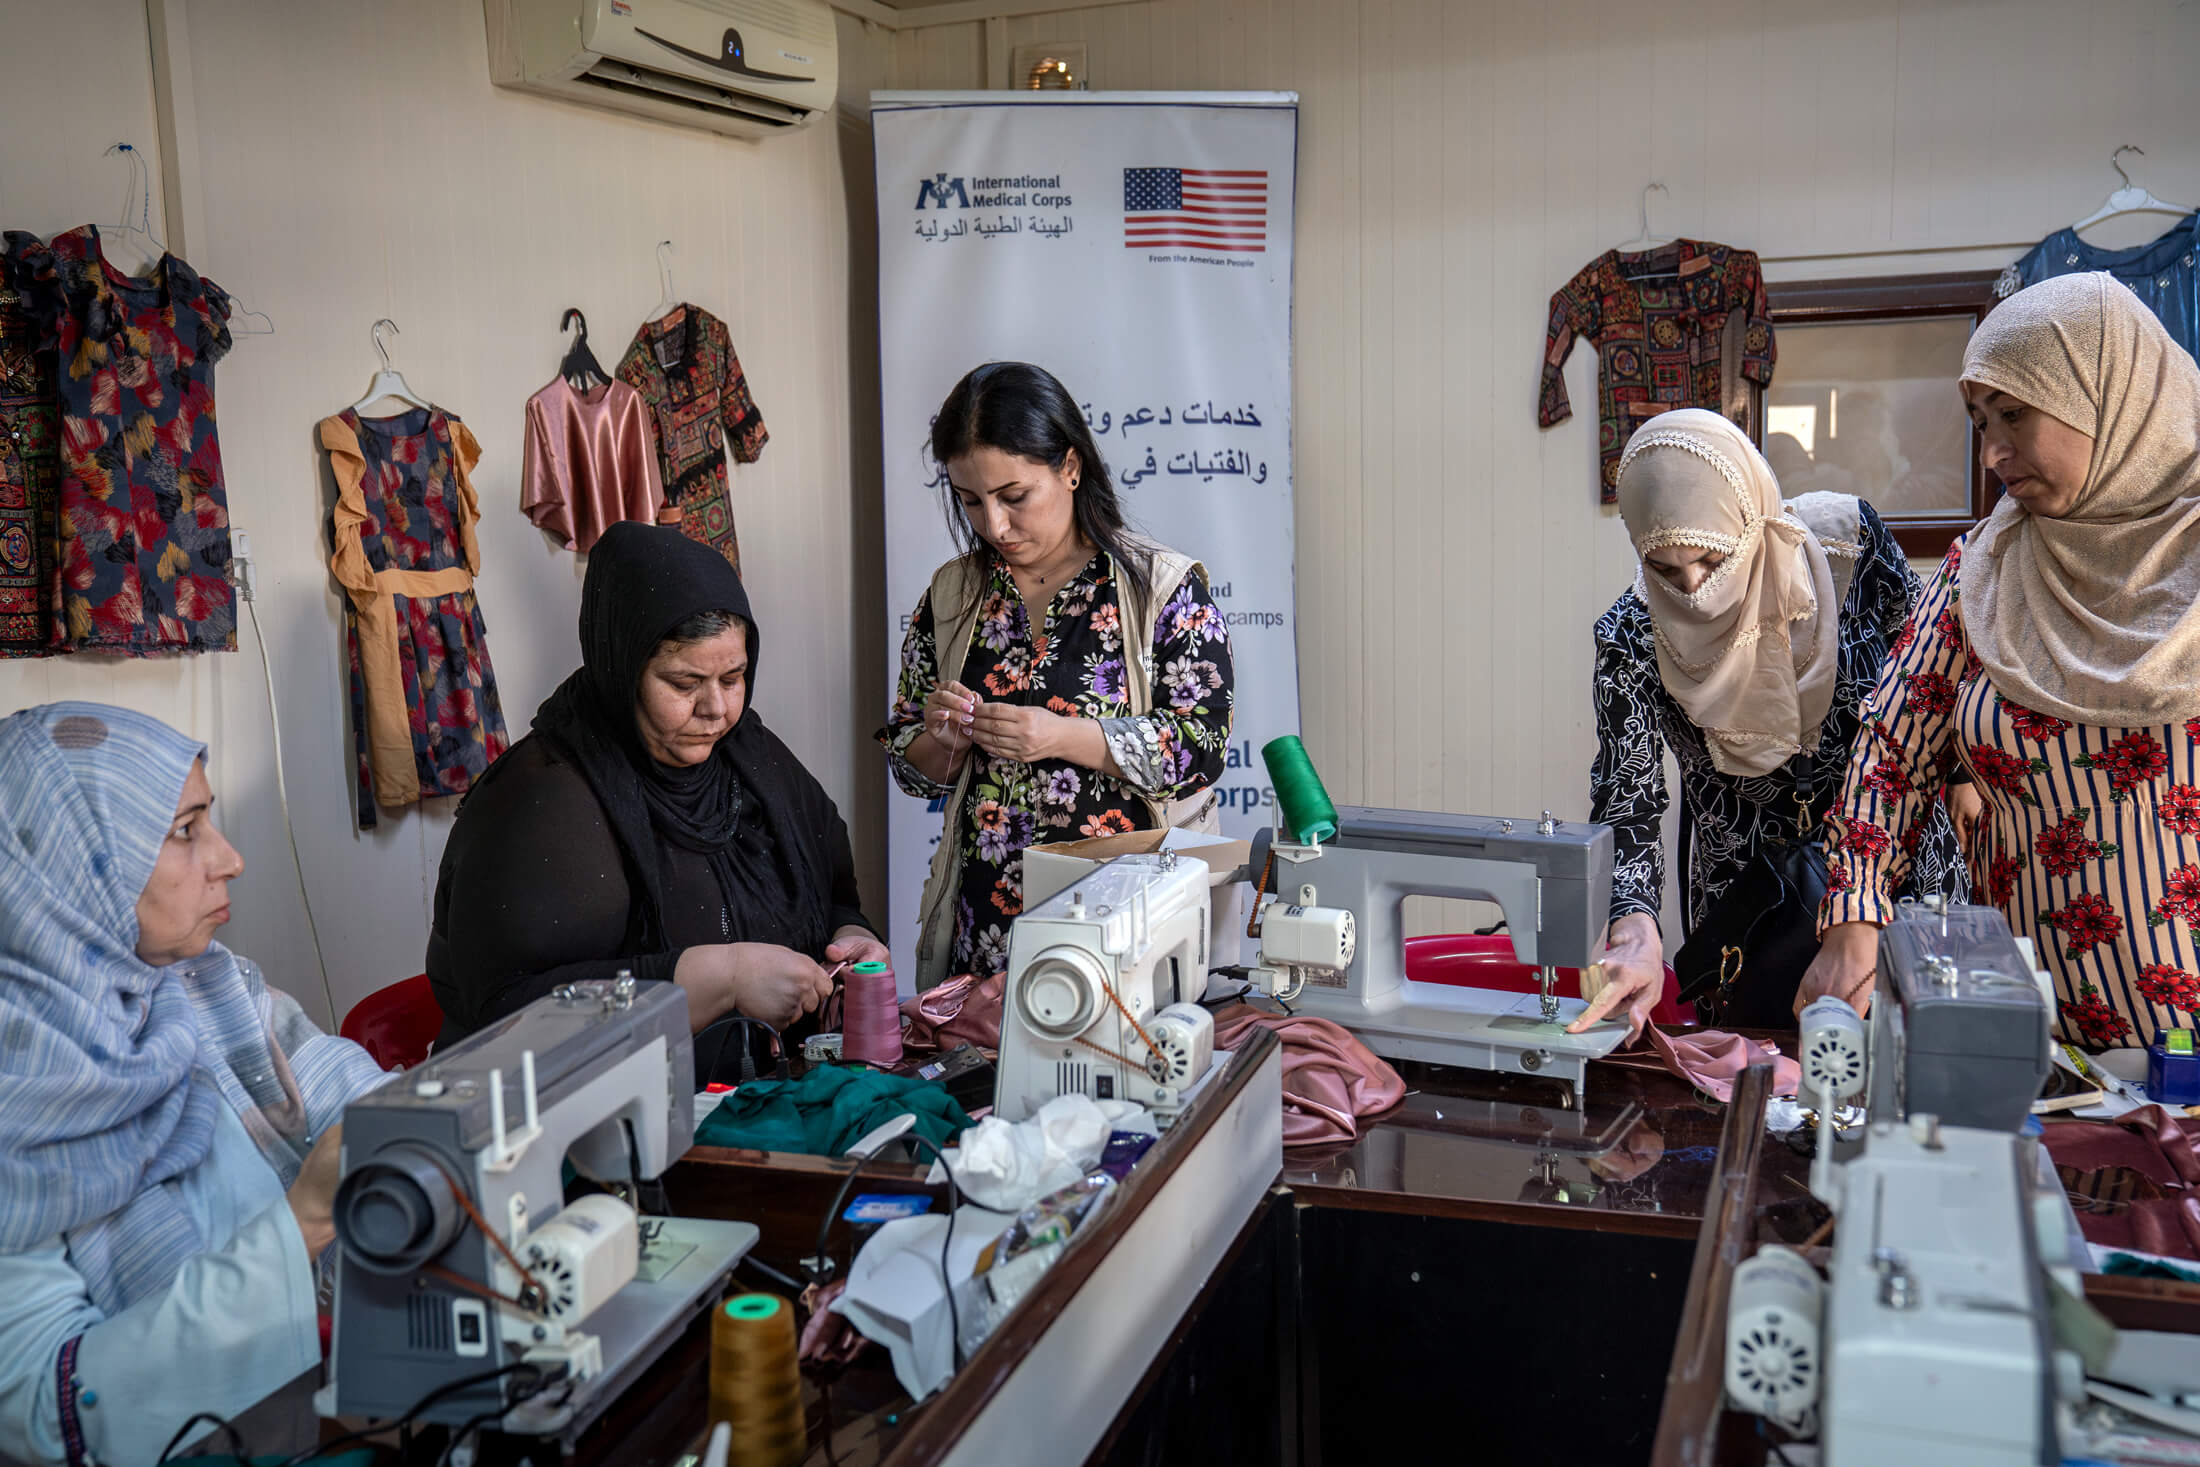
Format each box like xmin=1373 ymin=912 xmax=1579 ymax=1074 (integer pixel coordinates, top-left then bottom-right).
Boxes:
xmin=229 ymin=529 xmax=256 ymax=601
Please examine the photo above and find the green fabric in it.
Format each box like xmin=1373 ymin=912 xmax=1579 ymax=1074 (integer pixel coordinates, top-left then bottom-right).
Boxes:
xmin=2101 ymin=1251 xmax=2200 ymax=1284
xmin=694 ymin=1065 xmax=973 ymax=1156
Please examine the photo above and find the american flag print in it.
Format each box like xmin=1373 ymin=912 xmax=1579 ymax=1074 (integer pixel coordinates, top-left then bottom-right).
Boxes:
xmin=1123 ymin=167 xmax=1268 ymax=252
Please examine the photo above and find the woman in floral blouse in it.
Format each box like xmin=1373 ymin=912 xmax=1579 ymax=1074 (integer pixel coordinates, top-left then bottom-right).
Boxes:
xmin=1809 ymin=274 xmax=2200 ymax=1049
xmin=880 ymin=363 xmax=1234 ymax=986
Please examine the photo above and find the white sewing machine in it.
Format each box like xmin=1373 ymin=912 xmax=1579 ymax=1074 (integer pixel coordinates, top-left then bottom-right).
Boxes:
xmin=1243 ymin=805 xmax=1629 ymax=1103
xmin=319 ymin=977 xmax=758 ymax=1448
xmin=1723 ymin=983 xmax=2089 ymax=1464
xmin=1727 ymin=1112 xmax=2082 ymax=1466
xmin=995 ymin=852 xmax=1218 ymax=1126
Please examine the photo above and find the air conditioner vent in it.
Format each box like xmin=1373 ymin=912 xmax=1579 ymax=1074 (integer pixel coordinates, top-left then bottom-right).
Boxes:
xmin=577 ymin=59 xmax=807 ymax=128
xmin=487 ymin=0 xmax=834 ymax=141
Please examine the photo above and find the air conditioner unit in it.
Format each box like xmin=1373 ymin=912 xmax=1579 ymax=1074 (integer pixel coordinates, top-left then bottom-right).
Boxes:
xmin=486 ymin=0 xmax=837 ymax=140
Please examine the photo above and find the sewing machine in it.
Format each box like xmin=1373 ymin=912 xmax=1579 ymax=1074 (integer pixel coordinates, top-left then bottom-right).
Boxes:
xmin=1871 ymin=899 xmax=2055 ymax=1133
xmin=995 ymin=852 xmax=1218 ymax=1125
xmin=1727 ymin=1113 xmax=2079 ymax=1465
xmin=1732 ymin=959 xmax=2083 ymax=1464
xmin=1246 ymin=805 xmax=1628 ymax=1101
xmin=319 ymin=976 xmax=758 ymax=1447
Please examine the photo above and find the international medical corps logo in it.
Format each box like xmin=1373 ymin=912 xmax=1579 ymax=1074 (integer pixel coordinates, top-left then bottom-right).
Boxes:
xmin=915 ymin=172 xmax=969 ymax=210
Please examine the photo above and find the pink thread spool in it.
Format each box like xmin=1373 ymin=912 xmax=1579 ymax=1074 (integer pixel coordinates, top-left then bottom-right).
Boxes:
xmin=842 ymin=960 xmax=903 ymax=1068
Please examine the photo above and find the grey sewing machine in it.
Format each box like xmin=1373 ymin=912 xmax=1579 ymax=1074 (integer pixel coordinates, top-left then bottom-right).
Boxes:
xmin=1871 ymin=898 xmax=2054 ymax=1133
xmin=1247 ymin=805 xmax=1628 ymax=1102
xmin=319 ymin=976 xmax=757 ymax=1448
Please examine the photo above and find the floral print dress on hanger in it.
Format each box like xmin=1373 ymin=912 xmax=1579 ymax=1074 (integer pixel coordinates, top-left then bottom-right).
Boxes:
xmin=321 ymin=407 xmax=509 ymax=829
xmin=3 ymin=225 xmax=235 ymax=652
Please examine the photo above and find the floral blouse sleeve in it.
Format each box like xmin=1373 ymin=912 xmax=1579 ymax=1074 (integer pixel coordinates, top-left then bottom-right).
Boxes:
xmin=1589 ymin=597 xmax=1670 ymax=931
xmin=1821 ymin=543 xmax=1970 ymax=929
xmin=1102 ymin=570 xmax=1235 ymax=801
xmin=879 ymin=586 xmax=955 ymax=800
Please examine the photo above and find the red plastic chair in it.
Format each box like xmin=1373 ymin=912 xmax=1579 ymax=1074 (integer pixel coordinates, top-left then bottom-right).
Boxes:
xmin=1403 ymin=933 xmax=1690 ymax=1028
xmin=339 ymin=974 xmax=444 ymax=1070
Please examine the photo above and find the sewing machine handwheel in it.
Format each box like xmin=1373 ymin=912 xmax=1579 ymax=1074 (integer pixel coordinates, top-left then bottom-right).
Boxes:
xmin=1016 ymin=946 xmax=1106 ymax=1039
xmin=334 ymin=1142 xmax=464 ymax=1274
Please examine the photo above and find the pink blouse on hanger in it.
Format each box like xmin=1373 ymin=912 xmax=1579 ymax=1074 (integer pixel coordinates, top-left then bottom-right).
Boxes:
xmin=520 ymin=377 xmax=666 ymax=552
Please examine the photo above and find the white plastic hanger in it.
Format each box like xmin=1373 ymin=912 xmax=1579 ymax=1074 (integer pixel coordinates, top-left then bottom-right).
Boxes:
xmin=2072 ymin=146 xmax=2193 ymax=234
xmin=646 ymin=239 xmax=679 ymax=323
xmin=1617 ymin=181 xmax=1674 ymax=253
xmin=350 ymin=319 xmax=431 ymax=416
xmin=100 ymin=142 xmax=164 ymax=278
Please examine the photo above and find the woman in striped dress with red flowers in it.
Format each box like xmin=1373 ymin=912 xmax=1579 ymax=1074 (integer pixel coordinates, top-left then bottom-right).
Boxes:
xmin=1804 ymin=273 xmax=2200 ymax=1050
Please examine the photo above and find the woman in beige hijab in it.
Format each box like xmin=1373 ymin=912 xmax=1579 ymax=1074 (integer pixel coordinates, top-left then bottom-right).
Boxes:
xmin=1808 ymin=273 xmax=2200 ymax=1049
xmin=1580 ymin=410 xmax=1961 ymax=1036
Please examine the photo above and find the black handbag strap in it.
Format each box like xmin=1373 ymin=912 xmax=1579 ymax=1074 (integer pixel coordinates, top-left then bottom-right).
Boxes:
xmin=1789 ymin=753 xmax=1817 ymax=841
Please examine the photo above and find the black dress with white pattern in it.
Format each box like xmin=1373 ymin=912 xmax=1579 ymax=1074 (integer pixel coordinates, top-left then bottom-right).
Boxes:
xmin=1589 ymin=498 xmax=1964 ymax=938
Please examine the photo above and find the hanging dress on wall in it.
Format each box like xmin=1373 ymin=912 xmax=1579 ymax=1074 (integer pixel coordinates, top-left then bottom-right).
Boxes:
xmin=519 ymin=375 xmax=665 ymax=552
xmin=1538 ymin=239 xmax=1777 ymax=504
xmin=320 ymin=406 xmax=509 ymax=830
xmin=616 ymin=304 xmax=767 ymax=571
xmin=1997 ymin=214 xmax=2199 ymax=359
xmin=0 ymin=275 xmax=60 ymax=656
xmin=3 ymin=225 xmax=236 ymax=652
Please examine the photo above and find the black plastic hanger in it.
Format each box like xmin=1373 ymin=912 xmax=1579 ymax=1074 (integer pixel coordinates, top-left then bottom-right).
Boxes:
xmin=559 ymin=308 xmax=611 ymax=392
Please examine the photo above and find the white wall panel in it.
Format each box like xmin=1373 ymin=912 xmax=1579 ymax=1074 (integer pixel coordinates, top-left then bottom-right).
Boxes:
xmin=843 ymin=0 xmax=2200 ymax=940
xmin=2 ymin=0 xmax=872 ymax=1024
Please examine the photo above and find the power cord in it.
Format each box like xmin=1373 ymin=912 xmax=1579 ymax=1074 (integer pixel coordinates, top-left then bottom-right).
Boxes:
xmin=808 ymin=1133 xmax=968 ymax=1467
xmin=276 ymin=1361 xmax=553 ymax=1466
xmin=432 ymin=1367 xmax=571 ymax=1467
xmin=231 ymin=538 xmax=341 ymax=1032
xmin=156 ymin=1410 xmax=249 ymax=1464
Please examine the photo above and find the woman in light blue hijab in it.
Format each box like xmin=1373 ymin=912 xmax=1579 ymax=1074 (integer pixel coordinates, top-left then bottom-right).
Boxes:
xmin=0 ymin=703 xmax=387 ymax=1466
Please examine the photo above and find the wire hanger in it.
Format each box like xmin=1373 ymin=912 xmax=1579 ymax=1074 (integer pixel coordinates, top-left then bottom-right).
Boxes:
xmin=1617 ymin=181 xmax=1674 ymax=252
xmin=1616 ymin=181 xmax=1682 ymax=280
xmin=102 ymin=140 xmax=276 ymax=335
xmin=646 ymin=240 xmax=679 ymax=323
xmin=350 ymin=318 xmax=431 ymax=416
xmin=558 ymin=308 xmax=611 ymax=392
xmin=100 ymin=142 xmax=165 ymax=277
xmin=2072 ymin=145 xmax=2194 ymax=234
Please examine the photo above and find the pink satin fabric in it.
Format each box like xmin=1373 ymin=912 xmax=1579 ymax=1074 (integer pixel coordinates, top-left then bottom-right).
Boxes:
xmin=896 ymin=982 xmax=1405 ymax=1149
xmin=900 ymin=973 xmax=1005 ymax=1054
xmin=520 ymin=377 xmax=665 ymax=552
xmin=1632 ymin=1025 xmax=1802 ymax=1103
xmin=1209 ymin=1003 xmax=1406 ymax=1148
xmin=2044 ymin=1104 xmax=2200 ymax=1259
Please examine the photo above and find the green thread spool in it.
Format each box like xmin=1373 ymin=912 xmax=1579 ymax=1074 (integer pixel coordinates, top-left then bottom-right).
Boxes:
xmin=1262 ymin=735 xmax=1339 ymax=845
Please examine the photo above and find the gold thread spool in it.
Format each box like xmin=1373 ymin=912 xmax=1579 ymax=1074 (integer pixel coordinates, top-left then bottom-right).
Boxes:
xmin=710 ymin=1293 xmax=806 ymax=1467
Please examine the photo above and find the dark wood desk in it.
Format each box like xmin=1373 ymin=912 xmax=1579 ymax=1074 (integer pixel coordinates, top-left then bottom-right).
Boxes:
xmin=565 ymin=1028 xmax=1285 ymax=1467
xmin=557 ymin=1038 xmax=1819 ymax=1467
xmin=1291 ymin=1049 xmax=1815 ymax=1240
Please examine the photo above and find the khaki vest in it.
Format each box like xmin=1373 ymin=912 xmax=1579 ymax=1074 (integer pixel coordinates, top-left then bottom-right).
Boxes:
xmin=911 ymin=542 xmax=1219 ymax=987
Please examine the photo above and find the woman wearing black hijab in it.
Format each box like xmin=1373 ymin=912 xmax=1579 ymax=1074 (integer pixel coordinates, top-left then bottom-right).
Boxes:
xmin=427 ymin=523 xmax=884 ymax=1047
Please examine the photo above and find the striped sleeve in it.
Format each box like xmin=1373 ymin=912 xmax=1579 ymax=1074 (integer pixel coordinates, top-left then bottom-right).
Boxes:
xmin=1820 ymin=543 xmax=1969 ymax=930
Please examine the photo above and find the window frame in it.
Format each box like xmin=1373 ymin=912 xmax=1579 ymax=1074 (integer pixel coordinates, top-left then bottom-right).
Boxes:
xmin=1764 ymin=270 xmax=2003 ymax=558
